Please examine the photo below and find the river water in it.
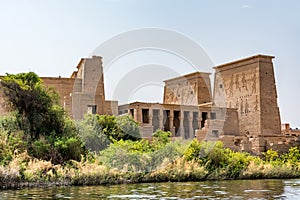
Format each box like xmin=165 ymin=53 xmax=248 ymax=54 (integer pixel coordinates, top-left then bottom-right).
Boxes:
xmin=1 ymin=179 xmax=300 ymax=199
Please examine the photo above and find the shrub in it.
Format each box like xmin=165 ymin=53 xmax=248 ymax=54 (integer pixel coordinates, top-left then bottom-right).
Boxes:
xmin=99 ymin=140 xmax=150 ymax=172
xmin=150 ymin=141 xmax=183 ymax=170
xmin=152 ymin=129 xmax=172 ymax=148
xmin=183 ymin=139 xmax=216 ymax=162
xmin=263 ymin=149 xmax=279 ymax=162
xmin=77 ymin=114 xmax=111 ymax=152
xmin=0 ymin=112 xmax=20 ymax=132
xmin=281 ymin=146 xmax=300 ymax=167
xmin=224 ymin=150 xmax=253 ymax=178
xmin=115 ymin=115 xmax=140 ymax=141
xmin=54 ymin=136 xmax=86 ymax=162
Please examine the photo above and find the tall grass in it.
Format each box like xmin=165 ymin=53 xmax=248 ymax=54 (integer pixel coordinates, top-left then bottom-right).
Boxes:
xmin=1 ymin=138 xmax=300 ymax=189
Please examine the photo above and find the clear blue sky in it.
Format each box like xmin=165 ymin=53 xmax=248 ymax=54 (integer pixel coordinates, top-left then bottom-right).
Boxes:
xmin=0 ymin=0 xmax=299 ymax=127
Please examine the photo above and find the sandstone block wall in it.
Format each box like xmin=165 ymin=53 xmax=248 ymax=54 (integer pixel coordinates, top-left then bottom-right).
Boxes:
xmin=163 ymin=72 xmax=212 ymax=105
xmin=42 ymin=77 xmax=75 ymax=116
xmin=213 ymin=55 xmax=281 ymax=136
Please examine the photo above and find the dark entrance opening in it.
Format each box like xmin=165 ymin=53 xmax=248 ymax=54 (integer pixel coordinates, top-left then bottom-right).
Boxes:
xmin=201 ymin=112 xmax=207 ymax=128
xmin=152 ymin=109 xmax=160 ymax=131
xmin=163 ymin=110 xmax=170 ymax=131
xmin=210 ymin=112 xmax=216 ymax=120
xmin=130 ymin=109 xmax=134 ymax=118
xmin=193 ymin=112 xmax=199 ymax=133
xmin=87 ymin=105 xmax=97 ymax=114
xmin=183 ymin=111 xmax=189 ymax=139
xmin=173 ymin=111 xmax=180 ymax=136
xmin=142 ymin=109 xmax=149 ymax=123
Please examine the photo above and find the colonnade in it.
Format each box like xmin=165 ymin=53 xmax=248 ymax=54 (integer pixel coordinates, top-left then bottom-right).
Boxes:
xmin=130 ymin=107 xmax=213 ymax=139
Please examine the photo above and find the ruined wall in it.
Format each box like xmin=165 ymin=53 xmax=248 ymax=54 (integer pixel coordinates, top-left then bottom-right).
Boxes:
xmin=213 ymin=55 xmax=281 ymax=136
xmin=259 ymin=61 xmax=281 ymax=135
xmin=163 ymin=72 xmax=212 ymax=105
xmin=71 ymin=56 xmax=117 ymax=119
xmin=42 ymin=77 xmax=75 ymax=116
xmin=42 ymin=56 xmax=115 ymax=119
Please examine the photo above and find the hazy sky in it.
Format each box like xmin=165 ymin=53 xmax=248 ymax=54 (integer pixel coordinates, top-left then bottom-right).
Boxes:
xmin=0 ymin=0 xmax=299 ymax=127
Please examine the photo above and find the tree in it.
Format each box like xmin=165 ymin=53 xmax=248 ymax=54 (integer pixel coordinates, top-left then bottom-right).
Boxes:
xmin=0 ymin=72 xmax=65 ymax=140
xmin=0 ymin=72 xmax=86 ymax=164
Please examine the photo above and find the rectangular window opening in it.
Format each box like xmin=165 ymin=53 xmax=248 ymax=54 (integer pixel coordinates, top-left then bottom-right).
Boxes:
xmin=210 ymin=112 xmax=216 ymax=120
xmin=142 ymin=109 xmax=149 ymax=123
xmin=87 ymin=105 xmax=97 ymax=114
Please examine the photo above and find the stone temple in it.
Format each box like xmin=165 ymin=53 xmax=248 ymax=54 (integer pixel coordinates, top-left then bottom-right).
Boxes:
xmin=1 ymin=54 xmax=299 ymax=154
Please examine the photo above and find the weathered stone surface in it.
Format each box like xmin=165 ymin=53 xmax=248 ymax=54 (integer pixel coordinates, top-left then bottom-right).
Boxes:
xmin=213 ymin=55 xmax=281 ymax=136
xmin=163 ymin=72 xmax=212 ymax=105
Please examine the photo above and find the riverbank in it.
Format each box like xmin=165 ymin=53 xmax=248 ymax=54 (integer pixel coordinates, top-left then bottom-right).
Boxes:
xmin=1 ymin=140 xmax=300 ymax=190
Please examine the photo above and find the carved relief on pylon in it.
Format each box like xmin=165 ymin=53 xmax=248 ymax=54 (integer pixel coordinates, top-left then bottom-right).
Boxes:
xmin=187 ymin=82 xmax=197 ymax=105
xmin=235 ymin=98 xmax=239 ymax=109
xmin=254 ymin=95 xmax=259 ymax=111
xmin=245 ymin=98 xmax=250 ymax=114
xmin=241 ymin=73 xmax=248 ymax=91
xmin=228 ymin=74 xmax=234 ymax=97
xmin=240 ymin=98 xmax=244 ymax=114
xmin=235 ymin=73 xmax=241 ymax=92
xmin=251 ymin=71 xmax=257 ymax=94
xmin=165 ymin=81 xmax=198 ymax=105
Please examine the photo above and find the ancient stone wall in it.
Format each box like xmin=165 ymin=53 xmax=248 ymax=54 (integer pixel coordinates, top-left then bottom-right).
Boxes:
xmin=163 ymin=72 xmax=212 ymax=105
xmin=42 ymin=77 xmax=75 ymax=116
xmin=70 ymin=56 xmax=118 ymax=119
xmin=213 ymin=55 xmax=281 ymax=136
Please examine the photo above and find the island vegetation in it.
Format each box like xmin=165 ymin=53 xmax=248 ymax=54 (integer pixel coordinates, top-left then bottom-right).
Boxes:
xmin=1 ymin=72 xmax=300 ymax=189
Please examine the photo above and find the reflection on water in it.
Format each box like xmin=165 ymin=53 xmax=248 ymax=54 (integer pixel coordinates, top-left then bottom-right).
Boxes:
xmin=1 ymin=179 xmax=300 ymax=199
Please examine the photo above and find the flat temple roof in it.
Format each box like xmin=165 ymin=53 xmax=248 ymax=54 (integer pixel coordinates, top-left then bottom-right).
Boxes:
xmin=164 ymin=71 xmax=211 ymax=83
xmin=213 ymin=54 xmax=274 ymax=70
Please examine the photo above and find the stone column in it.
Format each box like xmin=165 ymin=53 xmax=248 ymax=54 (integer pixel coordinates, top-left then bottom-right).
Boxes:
xmin=158 ymin=109 xmax=163 ymax=129
xmin=189 ymin=112 xmax=194 ymax=138
xmin=179 ymin=111 xmax=184 ymax=137
xmin=198 ymin=113 xmax=202 ymax=129
xmin=169 ymin=110 xmax=174 ymax=136
xmin=148 ymin=108 xmax=153 ymax=133
xmin=149 ymin=108 xmax=153 ymax=125
xmin=134 ymin=108 xmax=138 ymax=122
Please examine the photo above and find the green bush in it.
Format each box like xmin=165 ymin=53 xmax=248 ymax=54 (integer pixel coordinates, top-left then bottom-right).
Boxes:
xmin=0 ymin=112 xmax=20 ymax=133
xmin=115 ymin=115 xmax=140 ymax=141
xmin=55 ymin=136 xmax=86 ymax=162
xmin=183 ymin=139 xmax=210 ymax=162
xmin=150 ymin=141 xmax=183 ymax=170
xmin=30 ymin=136 xmax=52 ymax=160
xmin=263 ymin=149 xmax=279 ymax=162
xmin=99 ymin=140 xmax=149 ymax=172
xmin=77 ymin=114 xmax=111 ymax=152
xmin=152 ymin=129 xmax=172 ymax=149
xmin=224 ymin=150 xmax=253 ymax=178
xmin=0 ymin=130 xmax=27 ymax=164
xmin=281 ymin=146 xmax=300 ymax=167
